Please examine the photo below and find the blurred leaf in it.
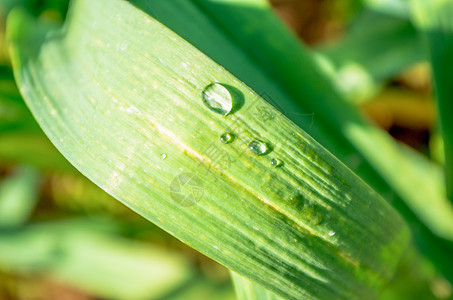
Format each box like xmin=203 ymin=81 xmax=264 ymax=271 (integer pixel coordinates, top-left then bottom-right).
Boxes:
xmin=0 ymin=131 xmax=75 ymax=172
xmin=167 ymin=279 xmax=236 ymax=300
xmin=361 ymin=0 xmax=411 ymax=18
xmin=361 ymin=88 xmax=435 ymax=130
xmin=430 ymin=132 xmax=445 ymax=165
xmin=316 ymin=10 xmax=425 ymax=103
xmin=0 ymin=0 xmax=69 ymax=19
xmin=0 ymin=165 xmax=39 ymax=228
xmin=0 ymin=69 xmax=75 ymax=172
xmin=378 ymin=249 xmax=452 ymax=300
xmin=49 ymin=172 xmax=132 ymax=216
xmin=0 ymin=218 xmax=194 ymax=299
xmin=231 ymin=271 xmax=282 ymax=300
xmin=411 ymin=0 xmax=453 ymax=203
xmin=7 ymin=1 xmax=410 ymax=299
xmin=0 ymin=75 xmax=41 ymax=132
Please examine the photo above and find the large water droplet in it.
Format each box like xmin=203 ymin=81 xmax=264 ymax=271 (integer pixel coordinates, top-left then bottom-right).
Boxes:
xmin=160 ymin=153 xmax=167 ymax=160
xmin=271 ymin=158 xmax=283 ymax=168
xmin=220 ymin=132 xmax=234 ymax=144
xmin=202 ymin=83 xmax=234 ymax=116
xmin=249 ymin=140 xmax=270 ymax=156
xmin=328 ymin=231 xmax=336 ymax=236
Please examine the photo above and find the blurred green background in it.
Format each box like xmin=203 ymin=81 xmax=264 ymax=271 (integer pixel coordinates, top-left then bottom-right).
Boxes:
xmin=0 ymin=0 xmax=451 ymax=299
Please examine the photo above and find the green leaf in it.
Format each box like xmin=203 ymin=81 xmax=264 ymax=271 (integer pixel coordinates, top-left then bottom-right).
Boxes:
xmin=0 ymin=166 xmax=39 ymax=228
xmin=411 ymin=0 xmax=453 ymax=203
xmin=316 ymin=10 xmax=425 ymax=102
xmin=0 ymin=69 xmax=75 ymax=171
xmin=361 ymin=0 xmax=411 ymax=18
xmin=231 ymin=271 xmax=282 ymax=300
xmin=0 ymin=218 xmax=194 ymax=299
xmin=141 ymin=0 xmax=453 ymax=242
xmin=7 ymin=1 xmax=409 ymax=299
xmin=135 ymin=0 xmax=453 ymax=282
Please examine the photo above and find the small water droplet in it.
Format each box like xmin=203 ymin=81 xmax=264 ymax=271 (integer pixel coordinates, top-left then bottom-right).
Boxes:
xmin=271 ymin=158 xmax=283 ymax=167
xmin=302 ymin=205 xmax=323 ymax=225
xmin=329 ymin=231 xmax=336 ymax=236
xmin=201 ymin=83 xmax=233 ymax=116
xmin=220 ymin=132 xmax=234 ymax=144
xmin=249 ymin=140 xmax=270 ymax=156
xmin=160 ymin=154 xmax=167 ymax=160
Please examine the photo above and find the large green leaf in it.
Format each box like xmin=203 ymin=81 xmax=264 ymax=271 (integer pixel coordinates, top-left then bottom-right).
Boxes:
xmin=186 ymin=0 xmax=453 ymax=242
xmin=7 ymin=0 xmax=409 ymax=299
xmin=131 ymin=0 xmax=453 ymax=282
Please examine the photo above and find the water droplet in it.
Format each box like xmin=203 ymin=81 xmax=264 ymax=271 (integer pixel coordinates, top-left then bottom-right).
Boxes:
xmin=249 ymin=140 xmax=270 ymax=156
xmin=202 ymin=83 xmax=234 ymax=116
xmin=160 ymin=154 xmax=167 ymax=160
xmin=329 ymin=231 xmax=336 ymax=236
xmin=301 ymin=205 xmax=323 ymax=225
xmin=271 ymin=158 xmax=283 ymax=168
xmin=220 ymin=132 xmax=234 ymax=144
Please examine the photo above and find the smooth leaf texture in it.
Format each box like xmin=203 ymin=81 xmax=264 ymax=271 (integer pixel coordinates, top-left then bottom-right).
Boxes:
xmin=7 ymin=0 xmax=409 ymax=299
xmin=135 ymin=0 xmax=453 ymax=242
xmin=133 ymin=0 xmax=453 ymax=282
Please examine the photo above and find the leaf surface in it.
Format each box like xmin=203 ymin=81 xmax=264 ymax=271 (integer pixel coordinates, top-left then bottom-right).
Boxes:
xmin=7 ymin=1 xmax=409 ymax=299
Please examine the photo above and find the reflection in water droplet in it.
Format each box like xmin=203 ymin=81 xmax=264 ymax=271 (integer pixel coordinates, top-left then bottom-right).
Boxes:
xmin=271 ymin=158 xmax=283 ymax=168
xmin=249 ymin=140 xmax=270 ymax=156
xmin=220 ymin=132 xmax=234 ymax=144
xmin=329 ymin=231 xmax=336 ymax=236
xmin=202 ymin=83 xmax=233 ymax=116
xmin=160 ymin=154 xmax=167 ymax=160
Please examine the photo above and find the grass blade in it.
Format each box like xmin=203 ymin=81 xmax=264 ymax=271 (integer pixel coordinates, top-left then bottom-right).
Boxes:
xmin=411 ymin=0 xmax=453 ymax=203
xmin=190 ymin=0 xmax=453 ymax=241
xmin=136 ymin=0 xmax=453 ymax=282
xmin=7 ymin=0 xmax=409 ymax=299
xmin=316 ymin=9 xmax=425 ymax=102
xmin=0 ymin=166 xmax=39 ymax=228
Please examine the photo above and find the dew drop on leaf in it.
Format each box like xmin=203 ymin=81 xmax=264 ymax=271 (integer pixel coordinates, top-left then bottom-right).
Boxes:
xmin=249 ymin=140 xmax=270 ymax=156
xmin=201 ymin=83 xmax=234 ymax=116
xmin=160 ymin=153 xmax=167 ymax=160
xmin=220 ymin=132 xmax=234 ymax=144
xmin=271 ymin=158 xmax=283 ymax=167
xmin=301 ymin=205 xmax=324 ymax=225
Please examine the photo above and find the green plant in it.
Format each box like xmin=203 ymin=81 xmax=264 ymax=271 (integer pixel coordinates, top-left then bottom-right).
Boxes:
xmin=1 ymin=0 xmax=453 ymax=299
